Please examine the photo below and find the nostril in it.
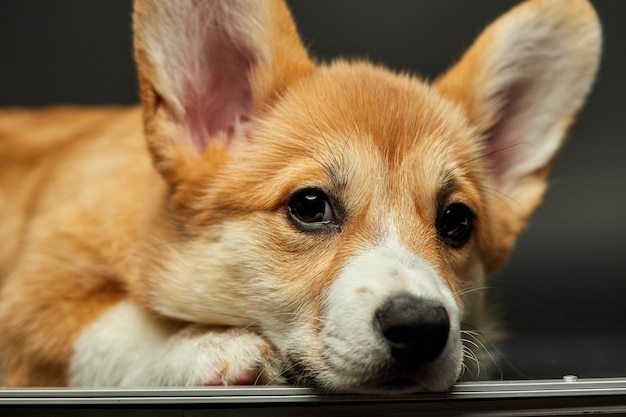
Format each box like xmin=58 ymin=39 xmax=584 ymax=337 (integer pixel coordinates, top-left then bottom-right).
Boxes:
xmin=375 ymin=294 xmax=450 ymax=365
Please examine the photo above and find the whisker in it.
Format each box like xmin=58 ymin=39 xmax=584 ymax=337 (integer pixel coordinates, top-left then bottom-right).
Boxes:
xmin=452 ymin=141 xmax=533 ymax=218
xmin=461 ymin=343 xmax=481 ymax=376
xmin=475 ymin=183 xmax=529 ymax=218
xmin=453 ymin=286 xmax=494 ymax=298
xmin=280 ymin=358 xmax=308 ymax=388
xmin=305 ymin=104 xmax=342 ymax=174
xmin=274 ymin=312 xmax=326 ymax=329
xmin=242 ymin=320 xmax=260 ymax=331
xmin=461 ymin=329 xmax=504 ymax=381
xmin=253 ymin=367 xmax=265 ymax=386
xmin=279 ymin=143 xmax=335 ymax=176
xmin=459 ymin=362 xmax=468 ymax=379
xmin=340 ymin=123 xmax=356 ymax=164
xmin=460 ymin=142 xmax=533 ymax=170
xmin=464 ymin=326 xmax=531 ymax=380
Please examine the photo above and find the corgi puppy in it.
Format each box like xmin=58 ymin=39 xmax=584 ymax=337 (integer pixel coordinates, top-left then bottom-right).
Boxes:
xmin=0 ymin=0 xmax=600 ymax=393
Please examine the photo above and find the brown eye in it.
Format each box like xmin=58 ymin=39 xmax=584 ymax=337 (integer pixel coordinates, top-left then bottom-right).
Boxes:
xmin=288 ymin=188 xmax=334 ymax=230
xmin=437 ymin=203 xmax=474 ymax=248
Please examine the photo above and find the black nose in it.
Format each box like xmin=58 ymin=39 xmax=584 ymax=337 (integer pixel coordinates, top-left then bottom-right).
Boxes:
xmin=375 ymin=294 xmax=450 ymax=365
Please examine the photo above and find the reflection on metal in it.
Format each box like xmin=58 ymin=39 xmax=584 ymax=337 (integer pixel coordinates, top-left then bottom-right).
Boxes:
xmin=2 ymin=378 xmax=626 ymax=416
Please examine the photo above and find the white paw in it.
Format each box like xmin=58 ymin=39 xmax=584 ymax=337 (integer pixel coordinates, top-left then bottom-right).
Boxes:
xmin=171 ymin=326 xmax=284 ymax=386
xmin=70 ymin=300 xmax=284 ymax=387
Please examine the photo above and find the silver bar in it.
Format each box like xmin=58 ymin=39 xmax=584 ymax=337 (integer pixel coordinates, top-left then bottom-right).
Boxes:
xmin=1 ymin=377 xmax=626 ymax=405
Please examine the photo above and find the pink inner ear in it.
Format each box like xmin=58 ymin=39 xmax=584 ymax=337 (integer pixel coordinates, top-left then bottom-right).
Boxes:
xmin=484 ymin=84 xmax=528 ymax=177
xmin=483 ymin=81 xmax=554 ymax=190
xmin=183 ymin=32 xmax=255 ymax=154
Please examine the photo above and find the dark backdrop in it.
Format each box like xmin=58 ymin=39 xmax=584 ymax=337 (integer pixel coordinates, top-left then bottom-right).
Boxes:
xmin=1 ymin=1 xmax=624 ymax=380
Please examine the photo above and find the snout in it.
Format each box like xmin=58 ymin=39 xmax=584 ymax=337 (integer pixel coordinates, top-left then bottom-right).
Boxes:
xmin=306 ymin=241 xmax=463 ymax=393
xmin=375 ymin=294 xmax=450 ymax=366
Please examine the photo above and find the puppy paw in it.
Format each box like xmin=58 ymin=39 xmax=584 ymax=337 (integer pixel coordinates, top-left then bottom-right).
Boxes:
xmin=170 ymin=326 xmax=284 ymax=387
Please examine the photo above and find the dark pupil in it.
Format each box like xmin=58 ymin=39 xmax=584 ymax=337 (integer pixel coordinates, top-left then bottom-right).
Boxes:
xmin=292 ymin=192 xmax=326 ymax=223
xmin=441 ymin=204 xmax=472 ymax=243
xmin=444 ymin=208 xmax=468 ymax=235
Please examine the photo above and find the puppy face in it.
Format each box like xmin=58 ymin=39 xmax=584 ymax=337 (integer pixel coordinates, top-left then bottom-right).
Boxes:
xmin=131 ymin=0 xmax=600 ymax=393
xmin=139 ymin=64 xmax=488 ymax=392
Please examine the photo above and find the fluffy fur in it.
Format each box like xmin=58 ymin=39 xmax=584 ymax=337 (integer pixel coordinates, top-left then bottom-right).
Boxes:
xmin=0 ymin=0 xmax=600 ymax=393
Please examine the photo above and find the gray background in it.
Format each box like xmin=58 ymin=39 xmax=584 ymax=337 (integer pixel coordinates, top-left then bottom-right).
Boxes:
xmin=1 ymin=1 xmax=624 ymax=380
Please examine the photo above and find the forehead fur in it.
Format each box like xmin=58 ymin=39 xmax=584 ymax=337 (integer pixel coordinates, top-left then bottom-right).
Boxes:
xmin=275 ymin=60 xmax=476 ymax=160
xmin=218 ymin=61 xmax=485 ymax=216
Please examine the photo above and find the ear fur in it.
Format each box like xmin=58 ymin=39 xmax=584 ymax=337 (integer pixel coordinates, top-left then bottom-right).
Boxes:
xmin=436 ymin=0 xmax=601 ymax=223
xmin=133 ymin=0 xmax=313 ymax=184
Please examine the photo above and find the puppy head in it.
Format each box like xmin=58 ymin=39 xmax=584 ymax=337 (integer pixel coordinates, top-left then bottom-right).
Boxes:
xmin=132 ymin=0 xmax=600 ymax=393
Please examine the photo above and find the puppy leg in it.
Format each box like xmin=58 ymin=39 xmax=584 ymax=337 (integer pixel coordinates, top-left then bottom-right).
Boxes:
xmin=0 ymin=264 xmax=125 ymax=386
xmin=0 ymin=250 xmax=282 ymax=387
xmin=70 ymin=299 xmax=283 ymax=387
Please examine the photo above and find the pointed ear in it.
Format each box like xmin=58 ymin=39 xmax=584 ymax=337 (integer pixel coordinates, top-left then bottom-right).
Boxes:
xmin=133 ymin=0 xmax=313 ymax=183
xmin=436 ymin=0 xmax=601 ymax=221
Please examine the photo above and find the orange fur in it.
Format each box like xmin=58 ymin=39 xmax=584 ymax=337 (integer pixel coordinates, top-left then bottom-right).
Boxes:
xmin=0 ymin=0 xmax=600 ymax=390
